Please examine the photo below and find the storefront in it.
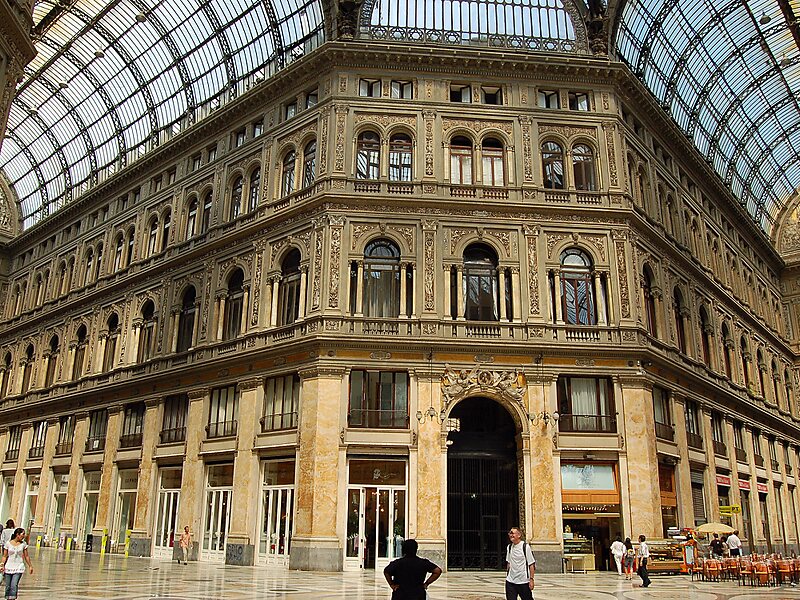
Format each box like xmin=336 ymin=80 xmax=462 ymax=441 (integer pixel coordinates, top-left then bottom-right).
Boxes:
xmin=560 ymin=462 xmax=621 ymax=571
xmin=757 ymin=481 xmax=771 ymax=553
xmin=49 ymin=472 xmax=69 ymax=546
xmin=77 ymin=471 xmax=100 ymax=550
xmin=202 ymin=464 xmax=233 ymax=562
xmin=739 ymin=478 xmax=754 ymax=551
xmin=716 ymin=474 xmax=732 ymax=527
xmin=111 ymin=469 xmax=138 ymax=553
xmin=258 ymin=459 xmax=294 ymax=566
xmin=20 ymin=474 xmax=38 ymax=530
xmin=659 ymin=463 xmax=678 ymax=536
xmin=153 ymin=467 xmax=181 ymax=559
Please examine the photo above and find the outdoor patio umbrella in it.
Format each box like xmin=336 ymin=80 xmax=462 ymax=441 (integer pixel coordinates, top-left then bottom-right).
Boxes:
xmin=695 ymin=522 xmax=735 ymax=534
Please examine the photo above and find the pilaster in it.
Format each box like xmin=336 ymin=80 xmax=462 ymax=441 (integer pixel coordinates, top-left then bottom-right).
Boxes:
xmin=129 ymin=398 xmax=162 ymax=557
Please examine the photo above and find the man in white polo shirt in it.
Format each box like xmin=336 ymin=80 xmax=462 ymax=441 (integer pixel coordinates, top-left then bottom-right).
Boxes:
xmin=726 ymin=529 xmax=743 ymax=557
xmin=506 ymin=527 xmax=536 ymax=600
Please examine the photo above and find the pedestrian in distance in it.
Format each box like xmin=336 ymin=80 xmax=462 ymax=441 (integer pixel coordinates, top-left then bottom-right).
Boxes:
xmin=0 ymin=523 xmax=13 ymax=549
xmin=636 ymin=534 xmax=651 ymax=588
xmin=709 ymin=533 xmax=724 ymax=559
xmin=622 ymin=537 xmax=635 ymax=580
xmin=610 ymin=535 xmax=625 ymax=576
xmin=0 ymin=528 xmax=33 ymax=600
xmin=505 ymin=527 xmax=536 ymax=600
xmin=726 ymin=529 xmax=742 ymax=557
xmin=178 ymin=526 xmax=191 ymax=565
xmin=383 ymin=539 xmax=441 ymax=600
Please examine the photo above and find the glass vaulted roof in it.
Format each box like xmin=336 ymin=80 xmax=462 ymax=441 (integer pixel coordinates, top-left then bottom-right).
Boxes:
xmin=3 ymin=0 xmax=324 ymax=229
xmin=617 ymin=0 xmax=800 ymax=235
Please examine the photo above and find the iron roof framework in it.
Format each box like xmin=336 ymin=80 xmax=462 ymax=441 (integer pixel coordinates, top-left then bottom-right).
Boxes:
xmin=3 ymin=0 xmax=325 ymax=229
xmin=616 ymin=0 xmax=800 ymax=235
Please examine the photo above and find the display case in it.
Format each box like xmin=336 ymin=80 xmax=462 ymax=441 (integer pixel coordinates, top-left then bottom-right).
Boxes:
xmin=642 ymin=538 xmax=683 ymax=574
xmin=563 ymin=536 xmax=596 ymax=571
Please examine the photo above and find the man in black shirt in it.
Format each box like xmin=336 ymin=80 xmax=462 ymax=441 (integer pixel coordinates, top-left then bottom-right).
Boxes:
xmin=384 ymin=539 xmax=442 ymax=600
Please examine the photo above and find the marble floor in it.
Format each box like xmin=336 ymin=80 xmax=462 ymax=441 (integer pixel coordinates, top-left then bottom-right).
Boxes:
xmin=10 ymin=548 xmax=800 ymax=599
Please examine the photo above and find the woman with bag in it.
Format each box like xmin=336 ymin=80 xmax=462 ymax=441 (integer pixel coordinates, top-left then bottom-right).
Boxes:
xmin=622 ymin=537 xmax=635 ymax=580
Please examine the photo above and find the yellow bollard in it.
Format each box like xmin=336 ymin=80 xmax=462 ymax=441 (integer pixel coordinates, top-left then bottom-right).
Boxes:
xmin=65 ymin=537 xmax=72 ymax=552
xmin=35 ymin=536 xmax=41 ymax=549
xmin=124 ymin=529 xmax=131 ymax=557
xmin=100 ymin=528 xmax=108 ymax=555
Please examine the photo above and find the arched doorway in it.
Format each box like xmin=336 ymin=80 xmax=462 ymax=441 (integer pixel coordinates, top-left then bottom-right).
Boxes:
xmin=447 ymin=396 xmax=520 ymax=570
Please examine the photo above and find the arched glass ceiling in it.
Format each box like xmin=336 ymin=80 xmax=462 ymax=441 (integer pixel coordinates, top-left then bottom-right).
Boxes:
xmin=616 ymin=0 xmax=800 ymax=235
xmin=3 ymin=0 xmax=325 ymax=230
xmin=360 ymin=0 xmax=581 ymax=54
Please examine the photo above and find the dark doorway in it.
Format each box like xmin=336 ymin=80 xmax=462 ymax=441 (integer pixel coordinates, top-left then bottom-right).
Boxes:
xmin=447 ymin=396 xmax=519 ymax=570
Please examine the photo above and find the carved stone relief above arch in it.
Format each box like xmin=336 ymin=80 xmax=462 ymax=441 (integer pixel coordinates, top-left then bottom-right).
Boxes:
xmin=0 ymin=176 xmax=21 ymax=239
xmin=538 ymin=124 xmax=597 ymax=140
xmin=441 ymin=118 xmax=514 ymax=136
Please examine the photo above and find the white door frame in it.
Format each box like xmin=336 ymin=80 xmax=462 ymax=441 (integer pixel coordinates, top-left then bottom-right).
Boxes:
xmin=201 ymin=488 xmax=232 ymax=562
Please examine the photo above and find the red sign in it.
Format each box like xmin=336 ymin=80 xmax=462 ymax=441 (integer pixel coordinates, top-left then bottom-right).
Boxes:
xmin=716 ymin=475 xmax=731 ymax=486
xmin=739 ymin=480 xmax=751 ymax=491
xmin=757 ymin=483 xmax=769 ymax=493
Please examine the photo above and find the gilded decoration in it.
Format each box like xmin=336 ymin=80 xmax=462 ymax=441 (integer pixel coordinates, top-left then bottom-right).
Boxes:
xmin=278 ymin=121 xmax=317 ymax=150
xmin=602 ymin=122 xmax=619 ymax=187
xmin=319 ymin=107 xmax=329 ymax=175
xmin=440 ymin=365 xmax=527 ymax=411
xmin=390 ymin=226 xmax=415 ymax=251
xmin=424 ymin=110 xmax=436 ymax=177
xmin=353 ymin=113 xmax=416 ymax=130
xmin=779 ymin=203 xmax=800 ymax=254
xmin=546 ymin=233 xmax=568 ymax=258
xmin=423 ymin=222 xmax=437 ymax=312
xmin=328 ymin=219 xmax=343 ymax=308
xmin=441 ymin=118 xmax=513 ymax=135
xmin=311 ymin=222 xmax=324 ymax=310
xmin=525 ymin=231 xmax=540 ymax=315
xmin=351 ymin=224 xmax=378 ymax=250
xmin=488 ymin=230 xmax=512 ymax=257
xmin=616 ymin=240 xmax=631 ymax=318
xmin=583 ymin=234 xmax=607 ymax=261
xmin=334 ymin=105 xmax=348 ymax=172
xmin=538 ymin=124 xmax=597 ymax=140
xmin=520 ymin=117 xmax=534 ymax=182
xmin=251 ymin=240 xmax=266 ymax=327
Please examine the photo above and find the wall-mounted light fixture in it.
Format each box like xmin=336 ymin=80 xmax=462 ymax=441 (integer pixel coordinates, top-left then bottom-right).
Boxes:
xmin=529 ymin=411 xmax=559 ymax=426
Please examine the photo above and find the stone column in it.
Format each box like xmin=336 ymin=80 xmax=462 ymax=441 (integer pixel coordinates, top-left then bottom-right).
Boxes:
xmin=553 ymin=270 xmax=563 ymax=323
xmin=191 ymin=301 xmax=201 ymax=347
xmin=178 ymin=388 xmax=208 ymax=562
xmin=170 ymin=308 xmax=180 ymax=353
xmin=671 ymin=396 xmax=695 ymax=528
xmin=130 ymin=398 xmax=161 ymax=557
xmin=724 ymin=418 xmax=744 ymax=532
xmin=410 ymin=264 xmax=417 ymax=318
xmin=60 ymin=412 xmax=89 ymax=545
xmin=619 ymin=377 xmax=661 ymax=537
xmin=498 ymin=269 xmax=508 ymax=322
xmin=355 ymin=261 xmax=364 ymax=316
xmin=594 ymin=271 xmax=607 ymax=325
xmin=240 ymin=286 xmax=250 ymax=334
xmin=129 ymin=321 xmax=142 ymax=364
xmin=225 ymin=378 xmax=262 ymax=565
xmin=92 ymin=405 xmax=123 ymax=546
xmin=290 ymin=367 xmax=344 ymax=571
xmin=215 ymin=293 xmax=227 ymax=340
xmin=745 ymin=427 xmax=764 ymax=551
xmin=30 ymin=418 xmax=59 ymax=539
xmin=95 ymin=333 xmax=107 ymax=373
xmin=455 ymin=266 xmax=464 ymax=320
xmin=510 ymin=267 xmax=522 ymax=323
xmin=701 ymin=409 xmax=720 ymax=523
xmin=442 ymin=266 xmax=452 ymax=319
xmin=270 ymin=279 xmax=280 ymax=327
xmin=9 ymin=423 xmax=33 ymax=520
xmin=298 ymin=268 xmax=308 ymax=319
xmin=399 ymin=264 xmax=407 ymax=318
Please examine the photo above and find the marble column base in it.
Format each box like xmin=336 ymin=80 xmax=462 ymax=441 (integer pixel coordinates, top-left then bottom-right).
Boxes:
xmin=289 ymin=537 xmax=342 ymax=571
xmin=530 ymin=543 xmax=563 ymax=573
xmin=128 ymin=536 xmax=151 ymax=557
xmin=225 ymin=542 xmax=255 ymax=566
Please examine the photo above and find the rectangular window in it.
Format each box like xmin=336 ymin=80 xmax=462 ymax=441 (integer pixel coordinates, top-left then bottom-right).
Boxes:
xmin=5 ymin=426 xmax=21 ymax=461
xmin=305 ymin=90 xmax=319 ymax=108
xmin=252 ymin=119 xmax=264 ymax=137
xmin=234 ymin=129 xmax=246 ymax=147
xmin=556 ymin=377 xmax=615 ymax=433
xmin=348 ymin=370 xmax=409 ymax=428
xmin=568 ymin=91 xmax=591 ymax=111
xmin=191 ymin=154 xmax=201 ymax=171
xmin=119 ymin=196 xmax=128 ymax=212
xmin=538 ymin=90 xmax=560 ymax=109
xmin=285 ymin=103 xmax=297 ymax=120
xmin=481 ymin=86 xmax=502 ymax=105
xmin=167 ymin=168 xmax=176 ymax=184
xmin=120 ymin=403 xmax=145 ymax=447
xmin=152 ymin=175 xmax=162 ymax=193
xmin=450 ymin=84 xmax=472 ymax=103
xmin=262 ymin=374 xmax=300 ymax=431
xmin=359 ymin=79 xmax=381 ymax=98
xmin=86 ymin=409 xmax=107 ymax=452
xmin=56 ymin=415 xmax=74 ymax=455
xmin=391 ymin=80 xmax=413 ymax=99
xmin=691 ymin=470 xmax=707 ymax=525
xmin=653 ymin=387 xmax=673 ymax=440
xmin=207 ymin=144 xmax=217 ymax=162
xmin=161 ymin=394 xmax=188 ymax=444
xmin=208 ymin=385 xmax=238 ymax=438
xmin=28 ymin=421 xmax=46 ymax=458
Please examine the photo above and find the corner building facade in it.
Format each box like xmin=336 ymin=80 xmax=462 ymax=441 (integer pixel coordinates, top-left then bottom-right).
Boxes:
xmin=1 ymin=34 xmax=800 ymax=573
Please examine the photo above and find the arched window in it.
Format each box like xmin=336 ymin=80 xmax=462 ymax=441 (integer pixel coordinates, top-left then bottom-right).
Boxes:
xmin=302 ymin=142 xmax=316 ymax=188
xmin=147 ymin=218 xmax=159 ymax=256
xmin=721 ymin=323 xmax=733 ymax=379
xmin=230 ymin=176 xmax=243 ymax=220
xmin=363 ymin=239 xmax=401 ymax=317
xmin=542 ymin=141 xmax=565 ymax=189
xmin=785 ymin=369 xmax=794 ymax=414
xmin=248 ymin=168 xmax=261 ymax=211
xmin=186 ymin=198 xmax=198 ymax=238
xmin=389 ymin=134 xmax=413 ymax=182
xmin=740 ymin=337 xmax=750 ymax=388
xmin=450 ymin=136 xmax=473 ymax=185
xmin=462 ymin=244 xmax=500 ymax=321
xmin=161 ymin=211 xmax=171 ymax=251
xmin=0 ymin=353 xmax=11 ymax=398
xmin=83 ymin=249 xmax=94 ymax=286
xmin=138 ymin=301 xmax=156 ymax=363
xmin=223 ymin=269 xmax=245 ymax=341
xmin=201 ymin=192 xmax=213 ymax=234
xmin=572 ymin=143 xmax=596 ymax=191
xmin=481 ymin=137 xmax=504 ymax=186
xmin=21 ymin=345 xmax=34 ymax=393
xmin=281 ymin=151 xmax=296 ymax=195
xmin=642 ymin=265 xmax=658 ymax=337
xmin=357 ymin=132 xmax=381 ymax=180
xmin=177 ymin=287 xmax=197 ymax=353
xmin=673 ymin=288 xmax=687 ymax=353
xmin=561 ymin=248 xmax=596 ymax=325
xmin=756 ymin=349 xmax=765 ymax=398
xmin=125 ymin=228 xmax=135 ymax=267
xmin=278 ymin=249 xmax=302 ymax=326
xmin=73 ymin=325 xmax=87 ymax=380
xmin=113 ymin=236 xmax=124 ymax=272
xmin=103 ymin=313 xmax=119 ymax=372
xmin=698 ymin=307 xmax=712 ymax=367
xmin=44 ymin=335 xmax=59 ymax=388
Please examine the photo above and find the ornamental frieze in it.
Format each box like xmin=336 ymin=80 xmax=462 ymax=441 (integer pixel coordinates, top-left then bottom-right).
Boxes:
xmin=353 ymin=113 xmax=417 ymax=130
xmin=440 ymin=365 xmax=527 ymax=410
xmin=538 ymin=123 xmax=597 ymax=140
xmin=441 ymin=118 xmax=513 ymax=135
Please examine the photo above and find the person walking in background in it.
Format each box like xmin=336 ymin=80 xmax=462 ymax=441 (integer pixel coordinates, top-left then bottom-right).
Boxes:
xmin=636 ymin=534 xmax=651 ymax=588
xmin=178 ymin=526 xmax=191 ymax=565
xmin=726 ymin=530 xmax=742 ymax=557
xmin=0 ymin=523 xmax=13 ymax=550
xmin=383 ymin=539 xmax=441 ymax=600
xmin=623 ymin=537 xmax=635 ymax=580
xmin=505 ymin=527 xmax=535 ymax=600
xmin=610 ymin=535 xmax=625 ymax=576
xmin=709 ymin=533 xmax=724 ymax=559
xmin=0 ymin=528 xmax=33 ymax=600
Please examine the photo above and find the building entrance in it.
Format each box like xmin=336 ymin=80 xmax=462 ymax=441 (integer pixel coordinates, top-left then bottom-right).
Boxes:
xmin=447 ymin=397 xmax=519 ymax=570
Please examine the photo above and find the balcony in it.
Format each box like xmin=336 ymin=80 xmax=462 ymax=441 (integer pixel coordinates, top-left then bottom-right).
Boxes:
xmin=735 ymin=447 xmax=747 ymax=463
xmin=655 ymin=422 xmax=674 ymax=441
xmin=347 ymin=409 xmax=409 ymax=429
xmin=54 ymin=442 xmax=72 ymax=456
xmin=260 ymin=412 xmax=298 ymax=433
xmin=4 ymin=449 xmax=18 ymax=462
xmin=85 ymin=436 xmax=106 ymax=453
xmin=27 ymin=446 xmax=45 ymax=460
xmin=159 ymin=427 xmax=186 ymax=444
xmin=558 ymin=414 xmax=617 ymax=434
xmin=686 ymin=432 xmax=704 ymax=450
xmin=119 ymin=433 xmax=143 ymax=448
xmin=206 ymin=420 xmax=237 ymax=439
xmin=713 ymin=440 xmax=727 ymax=457
xmin=754 ymin=455 xmax=765 ymax=468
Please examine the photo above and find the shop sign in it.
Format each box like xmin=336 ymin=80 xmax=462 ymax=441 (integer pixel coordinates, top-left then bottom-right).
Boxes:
xmin=715 ymin=475 xmax=731 ymax=486
xmin=738 ymin=480 xmax=751 ymax=491
xmin=562 ymin=504 xmax=620 ymax=514
xmin=719 ymin=505 xmax=741 ymax=515
xmin=757 ymin=483 xmax=769 ymax=493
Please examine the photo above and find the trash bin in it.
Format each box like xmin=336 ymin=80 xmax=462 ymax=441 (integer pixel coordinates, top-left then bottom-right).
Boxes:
xmin=85 ymin=534 xmax=93 ymax=552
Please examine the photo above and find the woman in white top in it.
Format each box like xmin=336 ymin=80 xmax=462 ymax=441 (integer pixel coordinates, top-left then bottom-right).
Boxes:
xmin=0 ymin=528 xmax=33 ymax=599
xmin=610 ymin=535 xmax=626 ymax=576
